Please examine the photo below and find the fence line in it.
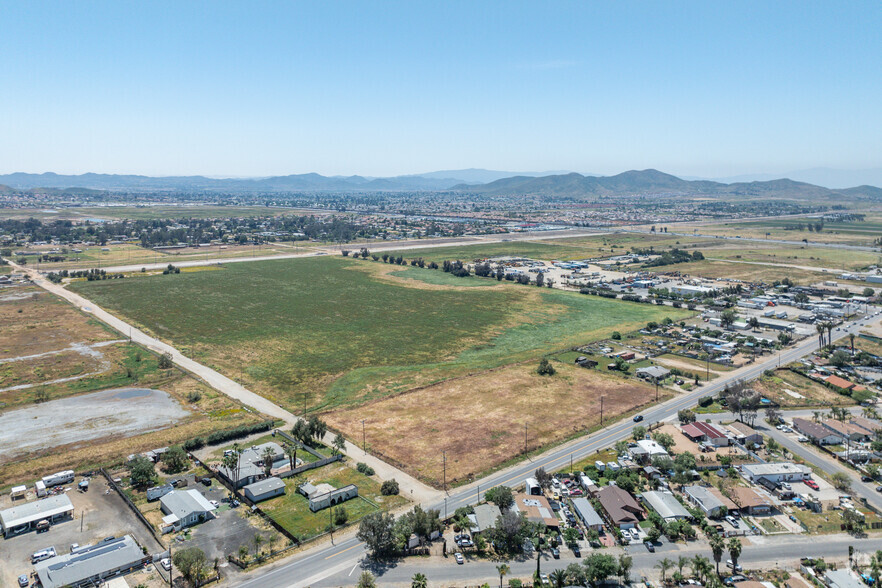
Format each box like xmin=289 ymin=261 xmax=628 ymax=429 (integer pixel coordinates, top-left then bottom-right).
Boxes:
xmin=99 ymin=468 xmax=164 ymax=547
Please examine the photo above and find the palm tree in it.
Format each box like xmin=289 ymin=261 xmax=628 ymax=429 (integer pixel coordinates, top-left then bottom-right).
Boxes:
xmin=550 ymin=569 xmax=567 ymax=588
xmin=412 ymin=572 xmax=428 ymax=588
xmin=710 ymin=534 xmax=724 ymax=576
xmin=496 ymin=564 xmax=510 ymax=588
xmin=677 ymin=555 xmax=691 ymax=578
xmin=261 ymin=446 xmax=276 ymax=477
xmin=692 ymin=555 xmax=712 ymax=583
xmin=728 ymin=538 xmax=742 ymax=570
xmin=282 ymin=441 xmax=297 ymax=472
xmin=812 ymin=410 xmax=823 ymax=423
xmin=816 ymin=323 xmax=826 ymax=349
xmin=656 ymin=558 xmax=674 ymax=584
xmin=619 ymin=554 xmax=633 ymax=584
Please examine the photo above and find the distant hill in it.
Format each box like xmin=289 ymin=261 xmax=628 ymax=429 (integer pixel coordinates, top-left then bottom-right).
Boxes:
xmin=455 ymin=169 xmax=881 ymax=200
xmin=0 ymin=168 xmax=879 ymax=200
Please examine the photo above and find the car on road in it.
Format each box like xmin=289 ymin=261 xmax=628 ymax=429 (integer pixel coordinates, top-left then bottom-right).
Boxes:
xmin=572 ymin=545 xmax=581 ymax=557
xmin=18 ymin=575 xmax=28 ymax=587
xmin=160 ymin=558 xmax=172 ymax=571
xmin=876 ymin=486 xmax=882 ymax=493
xmin=633 ymin=415 xmax=644 ymax=422
xmin=454 ymin=553 xmax=464 ymax=564
xmin=805 ymin=479 xmax=819 ymax=490
xmin=645 ymin=541 xmax=655 ymax=552
xmin=552 ymin=548 xmax=560 ymax=559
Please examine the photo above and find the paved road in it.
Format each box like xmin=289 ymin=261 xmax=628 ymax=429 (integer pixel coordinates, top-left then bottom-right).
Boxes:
xmin=231 ymin=316 xmax=876 ymax=587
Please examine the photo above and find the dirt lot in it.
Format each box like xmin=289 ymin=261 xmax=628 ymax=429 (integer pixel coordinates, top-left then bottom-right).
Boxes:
xmin=0 ymin=285 xmax=116 ymax=359
xmin=0 ymin=479 xmax=162 ymax=588
xmin=753 ymin=368 xmax=855 ymax=408
xmin=326 ymin=361 xmax=665 ymax=487
xmin=0 ymin=388 xmax=191 ymax=462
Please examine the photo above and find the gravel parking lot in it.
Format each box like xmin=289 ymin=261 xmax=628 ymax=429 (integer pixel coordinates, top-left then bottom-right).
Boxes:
xmin=0 ymin=478 xmax=162 ymax=588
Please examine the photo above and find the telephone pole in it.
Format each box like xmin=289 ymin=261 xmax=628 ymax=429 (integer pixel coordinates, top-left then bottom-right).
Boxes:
xmin=600 ymin=396 xmax=605 ymax=425
xmin=524 ymin=424 xmax=528 ymax=454
xmin=442 ymin=451 xmax=447 ymax=493
xmin=361 ymin=420 xmax=366 ymax=453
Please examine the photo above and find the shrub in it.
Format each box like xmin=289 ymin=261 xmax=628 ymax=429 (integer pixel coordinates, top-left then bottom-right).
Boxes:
xmin=186 ymin=390 xmax=202 ymax=403
xmin=158 ymin=352 xmax=174 ymax=369
xmin=356 ymin=462 xmax=375 ymax=476
xmin=205 ymin=421 xmax=273 ymax=445
xmin=698 ymin=396 xmax=713 ymax=407
xmin=183 ymin=437 xmax=205 ymax=451
xmin=537 ymin=358 xmax=556 ymax=376
xmin=380 ymin=479 xmax=400 ymax=495
xmin=334 ymin=506 xmax=349 ymax=525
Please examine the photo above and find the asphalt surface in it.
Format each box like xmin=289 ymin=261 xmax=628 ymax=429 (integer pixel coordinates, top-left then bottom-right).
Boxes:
xmin=231 ymin=315 xmax=877 ymax=587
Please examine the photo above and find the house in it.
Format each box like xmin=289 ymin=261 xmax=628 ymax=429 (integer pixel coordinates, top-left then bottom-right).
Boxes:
xmin=596 ymin=485 xmax=644 ymax=529
xmin=34 ymin=535 xmax=149 ymax=588
xmin=513 ymin=493 xmax=559 ymax=530
xmin=300 ymin=483 xmax=359 ymax=512
xmin=243 ymin=477 xmax=286 ymax=503
xmin=629 ymin=439 xmax=669 ymax=463
xmin=217 ymin=442 xmax=287 ymax=488
xmin=468 ymin=503 xmax=501 ymax=536
xmin=742 ymin=463 xmax=810 ymax=484
xmin=851 ymin=416 xmax=882 ymax=436
xmin=159 ymin=489 xmax=216 ymax=532
xmin=824 ymin=569 xmax=867 ymax=588
xmin=825 ymin=375 xmax=857 ymax=391
xmin=571 ymin=497 xmax=605 ymax=531
xmin=640 ymin=491 xmax=691 ymax=521
xmin=642 ymin=466 xmax=662 ymax=480
xmin=636 ymin=366 xmax=671 ymax=381
xmin=729 ymin=487 xmax=772 ymax=515
xmin=822 ymin=419 xmax=870 ymax=442
xmin=0 ymin=494 xmax=74 ymax=537
xmin=681 ymin=422 xmax=729 ymax=446
xmin=683 ymin=485 xmax=734 ymax=518
xmin=793 ymin=418 xmax=843 ymax=445
xmin=726 ymin=422 xmax=763 ymax=446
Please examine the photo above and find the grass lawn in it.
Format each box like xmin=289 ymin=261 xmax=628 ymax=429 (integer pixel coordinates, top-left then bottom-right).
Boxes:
xmin=791 ymin=507 xmax=881 ymax=534
xmin=72 ymin=256 xmax=689 ymax=414
xmin=260 ymin=461 xmax=408 ymax=541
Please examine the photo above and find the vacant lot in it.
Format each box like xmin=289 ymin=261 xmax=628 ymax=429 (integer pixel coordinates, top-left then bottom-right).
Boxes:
xmin=325 ymin=361 xmax=666 ymax=486
xmin=681 ymin=216 xmax=882 ymax=247
xmin=72 ymin=256 xmax=689 ymax=414
xmin=752 ymin=368 xmax=855 ymax=408
xmin=260 ymin=461 xmax=408 ymax=541
xmin=0 ymin=285 xmax=116 ymax=358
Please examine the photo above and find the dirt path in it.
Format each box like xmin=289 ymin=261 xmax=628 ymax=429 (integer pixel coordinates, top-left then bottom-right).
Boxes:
xmin=8 ymin=261 xmax=443 ymax=505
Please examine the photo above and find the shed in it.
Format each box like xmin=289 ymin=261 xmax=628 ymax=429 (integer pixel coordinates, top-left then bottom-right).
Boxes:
xmin=0 ymin=494 xmax=74 ymax=537
xmin=243 ymin=477 xmax=286 ymax=503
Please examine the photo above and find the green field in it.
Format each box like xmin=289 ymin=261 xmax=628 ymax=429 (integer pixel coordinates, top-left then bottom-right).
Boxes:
xmin=71 ymin=256 xmax=689 ymax=413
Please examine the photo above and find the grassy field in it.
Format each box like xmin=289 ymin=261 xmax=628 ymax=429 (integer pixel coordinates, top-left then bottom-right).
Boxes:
xmin=325 ymin=361 xmax=669 ymax=486
xmin=666 ymin=259 xmax=839 ymax=284
xmin=260 ymin=461 xmax=408 ymax=541
xmin=680 ymin=216 xmax=882 ymax=247
xmin=752 ymin=368 xmax=855 ymax=408
xmin=72 ymin=256 xmax=690 ymax=415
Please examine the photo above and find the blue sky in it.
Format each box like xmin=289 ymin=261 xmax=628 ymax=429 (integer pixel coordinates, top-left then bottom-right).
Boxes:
xmin=1 ymin=1 xmax=880 ymax=178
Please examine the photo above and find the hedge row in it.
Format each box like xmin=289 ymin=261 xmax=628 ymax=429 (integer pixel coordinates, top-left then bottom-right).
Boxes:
xmin=182 ymin=421 xmax=275 ymax=451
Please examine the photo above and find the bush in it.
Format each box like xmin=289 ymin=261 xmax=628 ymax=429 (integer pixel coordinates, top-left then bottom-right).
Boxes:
xmin=186 ymin=390 xmax=202 ymax=403
xmin=205 ymin=421 xmax=273 ymax=445
xmin=334 ymin=506 xmax=349 ymax=525
xmin=537 ymin=358 xmax=556 ymax=376
xmin=183 ymin=437 xmax=205 ymax=451
xmin=380 ymin=479 xmax=400 ymax=495
xmin=158 ymin=352 xmax=173 ymax=369
xmin=611 ymin=331 xmax=622 ymax=340
xmin=698 ymin=396 xmax=713 ymax=407
xmin=356 ymin=462 xmax=375 ymax=476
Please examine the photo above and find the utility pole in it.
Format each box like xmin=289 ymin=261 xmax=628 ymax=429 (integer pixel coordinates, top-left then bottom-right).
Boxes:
xmin=80 ymin=510 xmax=84 ymax=533
xmin=329 ymin=505 xmax=334 ymax=545
xmin=442 ymin=451 xmax=447 ymax=494
xmin=168 ymin=536 xmax=173 ymax=586
xmin=476 ymin=484 xmax=480 ymax=505
xmin=655 ymin=376 xmax=659 ymax=402
xmin=706 ymin=354 xmax=710 ymax=382
xmin=600 ymin=396 xmax=605 ymax=425
xmin=524 ymin=424 xmax=528 ymax=454
xmin=444 ymin=497 xmax=447 ymax=519
xmin=362 ymin=420 xmax=366 ymax=454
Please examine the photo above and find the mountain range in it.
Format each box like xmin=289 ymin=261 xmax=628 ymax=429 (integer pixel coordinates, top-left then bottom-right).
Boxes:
xmin=1 ymin=169 xmax=880 ymax=200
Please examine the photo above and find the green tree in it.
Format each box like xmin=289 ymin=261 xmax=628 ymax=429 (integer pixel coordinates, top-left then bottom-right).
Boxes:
xmin=129 ymin=456 xmax=156 ymax=488
xmin=357 ymin=571 xmax=377 ymax=588
xmin=537 ymin=357 xmax=556 ymax=376
xmin=357 ymin=512 xmax=396 ymax=558
xmin=655 ymin=557 xmax=674 ymax=584
xmin=632 ymin=425 xmax=647 ymax=440
xmin=831 ymin=472 xmax=852 ymax=492
xmin=332 ymin=432 xmax=346 ymax=455
xmin=173 ymin=547 xmax=206 ymax=585
xmin=710 ymin=534 xmax=724 ymax=576
xmin=653 ymin=432 xmax=675 ymax=452
xmin=585 ymin=553 xmax=619 ymax=585
xmin=162 ymin=445 xmax=189 ymax=474
xmin=720 ymin=310 xmax=737 ymax=330
xmin=485 ymin=485 xmax=515 ymax=510
xmin=158 ymin=351 xmax=174 ymax=369
xmin=282 ymin=441 xmax=298 ymax=472
xmin=307 ymin=415 xmax=328 ymax=443
xmin=291 ymin=420 xmax=311 ymax=445
xmin=412 ymin=573 xmax=428 ymax=588
xmin=550 ymin=568 xmax=567 ymax=588
xmin=262 ymin=446 xmax=276 ymax=477
xmin=619 ymin=554 xmax=634 ymax=583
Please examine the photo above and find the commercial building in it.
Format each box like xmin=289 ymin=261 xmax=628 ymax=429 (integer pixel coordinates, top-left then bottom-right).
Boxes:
xmin=243 ymin=477 xmax=286 ymax=503
xmin=640 ymin=491 xmax=691 ymax=521
xmin=742 ymin=463 xmax=810 ymax=484
xmin=681 ymin=422 xmax=729 ymax=446
xmin=0 ymin=494 xmax=74 ymax=537
xmin=34 ymin=535 xmax=149 ymax=588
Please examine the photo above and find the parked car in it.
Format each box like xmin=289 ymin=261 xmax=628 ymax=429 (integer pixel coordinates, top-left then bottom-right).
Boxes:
xmin=725 ymin=516 xmax=740 ymax=528
xmin=201 ymin=477 xmax=212 ymax=486
xmin=454 ymin=552 xmax=464 ymax=564
xmin=31 ymin=547 xmax=56 ymax=564
xmin=805 ymin=479 xmax=819 ymax=490
xmin=160 ymin=558 xmax=172 ymax=571
xmin=552 ymin=548 xmax=560 ymax=559
xmin=645 ymin=541 xmax=655 ymax=552
xmin=18 ymin=575 xmax=28 ymax=587
xmin=862 ymin=476 xmax=873 ymax=483
xmin=876 ymin=486 xmax=882 ymax=493
xmin=572 ymin=545 xmax=581 ymax=557
xmin=727 ymin=560 xmax=743 ymax=572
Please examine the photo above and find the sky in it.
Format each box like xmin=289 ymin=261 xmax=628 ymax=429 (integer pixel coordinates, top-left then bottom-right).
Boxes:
xmin=1 ymin=1 xmax=881 ymax=179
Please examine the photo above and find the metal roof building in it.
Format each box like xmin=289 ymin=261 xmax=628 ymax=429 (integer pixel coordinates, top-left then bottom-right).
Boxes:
xmin=34 ymin=535 xmax=148 ymax=588
xmin=571 ymin=497 xmax=605 ymax=530
xmin=640 ymin=491 xmax=691 ymax=521
xmin=159 ymin=489 xmax=216 ymax=531
xmin=0 ymin=494 xmax=74 ymax=537
xmin=243 ymin=477 xmax=286 ymax=503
